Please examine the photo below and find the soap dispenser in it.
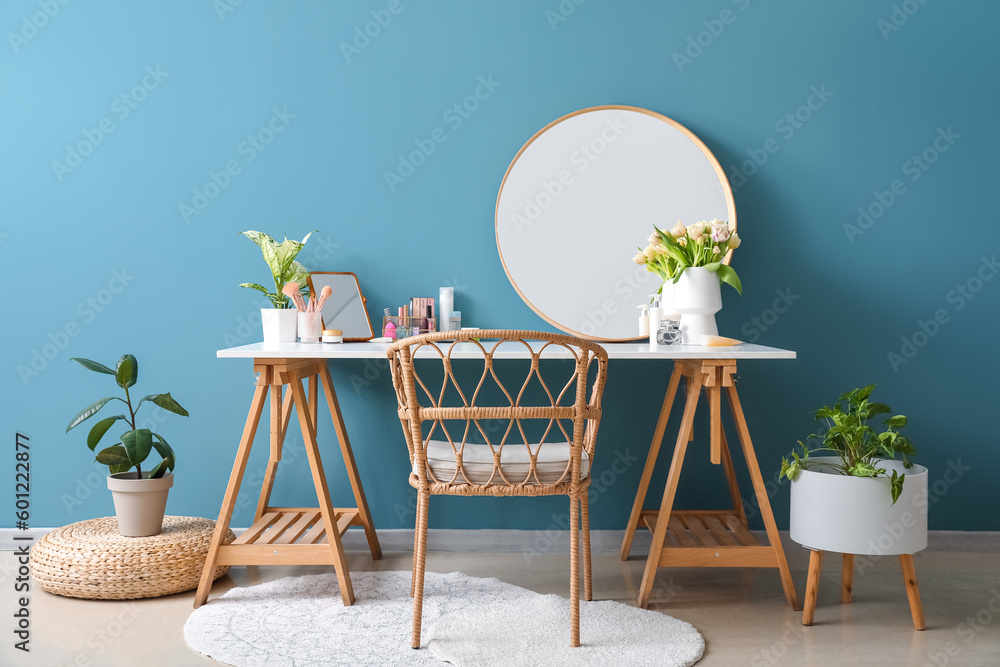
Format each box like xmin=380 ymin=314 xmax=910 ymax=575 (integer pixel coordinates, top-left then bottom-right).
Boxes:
xmin=637 ymin=304 xmax=649 ymax=337
xmin=648 ymin=294 xmax=662 ymax=345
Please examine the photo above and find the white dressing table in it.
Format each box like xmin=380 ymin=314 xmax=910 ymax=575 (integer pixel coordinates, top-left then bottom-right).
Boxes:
xmin=196 ymin=340 xmax=798 ymax=612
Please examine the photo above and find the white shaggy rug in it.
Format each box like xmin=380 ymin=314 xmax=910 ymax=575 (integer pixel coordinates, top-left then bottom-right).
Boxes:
xmin=184 ymin=570 xmax=704 ymax=667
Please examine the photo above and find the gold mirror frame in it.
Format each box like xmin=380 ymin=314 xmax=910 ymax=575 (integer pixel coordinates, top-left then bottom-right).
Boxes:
xmin=495 ymin=105 xmax=737 ymax=341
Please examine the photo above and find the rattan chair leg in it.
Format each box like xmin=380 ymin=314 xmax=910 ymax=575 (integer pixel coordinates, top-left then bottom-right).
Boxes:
xmin=410 ymin=490 xmax=425 ymax=599
xmin=581 ymin=492 xmax=592 ymax=602
xmin=411 ymin=491 xmax=430 ymax=649
xmin=570 ymin=494 xmax=581 ymax=647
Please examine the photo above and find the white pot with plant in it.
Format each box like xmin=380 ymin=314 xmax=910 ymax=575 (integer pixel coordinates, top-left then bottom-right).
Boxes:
xmin=66 ymin=355 xmax=189 ymax=537
xmin=636 ymin=219 xmax=742 ymax=342
xmin=781 ymin=384 xmax=927 ymax=556
xmin=239 ymin=230 xmax=315 ymax=344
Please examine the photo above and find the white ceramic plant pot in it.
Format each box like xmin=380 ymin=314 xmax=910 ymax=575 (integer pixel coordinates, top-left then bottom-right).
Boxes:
xmin=789 ymin=457 xmax=928 ymax=556
xmin=261 ymin=308 xmax=297 ymax=344
xmin=107 ymin=472 xmax=173 ymax=537
xmin=674 ymin=267 xmax=722 ymax=343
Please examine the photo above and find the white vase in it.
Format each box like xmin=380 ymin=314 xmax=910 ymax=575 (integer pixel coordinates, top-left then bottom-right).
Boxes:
xmin=261 ymin=308 xmax=297 ymax=344
xmin=789 ymin=457 xmax=928 ymax=555
xmin=659 ymin=279 xmax=677 ymax=317
xmin=107 ymin=472 xmax=173 ymax=537
xmin=674 ymin=267 xmax=722 ymax=343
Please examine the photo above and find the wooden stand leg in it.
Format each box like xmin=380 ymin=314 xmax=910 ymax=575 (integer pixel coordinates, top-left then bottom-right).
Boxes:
xmin=320 ymin=364 xmax=382 ymax=560
xmin=900 ymin=554 xmax=925 ymax=630
xmin=637 ymin=371 xmax=703 ymax=608
xmin=726 ymin=384 xmax=800 ymax=611
xmin=803 ymin=550 xmax=823 ymax=626
xmin=842 ymin=553 xmax=854 ymax=604
xmin=194 ymin=379 xmax=269 ymax=608
xmin=290 ymin=375 xmax=355 ymax=606
xmin=255 ymin=386 xmax=294 ymax=521
xmin=620 ymin=366 xmax=682 ymax=561
xmin=719 ymin=429 xmax=746 ymax=524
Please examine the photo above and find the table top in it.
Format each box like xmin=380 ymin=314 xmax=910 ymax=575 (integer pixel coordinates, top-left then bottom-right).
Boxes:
xmin=217 ymin=340 xmax=796 ymax=360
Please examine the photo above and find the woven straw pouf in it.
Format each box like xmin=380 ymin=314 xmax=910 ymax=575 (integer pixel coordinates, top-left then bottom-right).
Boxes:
xmin=29 ymin=516 xmax=234 ymax=600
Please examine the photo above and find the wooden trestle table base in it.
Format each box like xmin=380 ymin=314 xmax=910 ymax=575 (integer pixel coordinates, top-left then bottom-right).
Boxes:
xmin=193 ymin=356 xmax=382 ymax=608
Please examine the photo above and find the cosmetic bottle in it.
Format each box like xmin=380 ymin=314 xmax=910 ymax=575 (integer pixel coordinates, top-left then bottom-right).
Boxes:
xmin=424 ymin=305 xmax=434 ymax=333
xmin=439 ymin=287 xmax=454 ymax=331
xmin=449 ymin=311 xmax=461 ymax=330
xmin=648 ymin=294 xmax=661 ymax=346
xmin=637 ymin=304 xmax=649 ymax=337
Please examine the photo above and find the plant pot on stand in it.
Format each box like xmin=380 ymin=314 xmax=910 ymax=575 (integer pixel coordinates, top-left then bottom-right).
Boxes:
xmin=107 ymin=472 xmax=174 ymax=537
xmin=674 ymin=266 xmax=722 ymax=343
xmin=789 ymin=456 xmax=928 ymax=629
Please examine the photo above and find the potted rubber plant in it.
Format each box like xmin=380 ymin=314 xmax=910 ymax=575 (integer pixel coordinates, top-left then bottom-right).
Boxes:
xmin=780 ymin=384 xmax=927 ymax=556
xmin=66 ymin=354 xmax=188 ymax=537
xmin=239 ymin=230 xmax=315 ymax=344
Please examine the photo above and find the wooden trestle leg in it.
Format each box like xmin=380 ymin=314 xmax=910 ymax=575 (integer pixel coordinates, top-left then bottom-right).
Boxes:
xmin=193 ymin=359 xmax=381 ymax=608
xmin=623 ymin=360 xmax=799 ymax=611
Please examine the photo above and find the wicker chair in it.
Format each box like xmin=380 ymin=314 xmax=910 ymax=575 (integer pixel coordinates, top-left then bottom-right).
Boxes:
xmin=387 ymin=329 xmax=608 ymax=649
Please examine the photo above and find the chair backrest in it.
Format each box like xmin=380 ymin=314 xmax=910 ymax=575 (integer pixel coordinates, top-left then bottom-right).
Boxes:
xmin=387 ymin=330 xmax=608 ymax=490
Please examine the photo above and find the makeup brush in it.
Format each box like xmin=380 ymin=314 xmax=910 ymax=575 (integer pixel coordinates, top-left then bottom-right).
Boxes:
xmin=315 ymin=285 xmax=333 ymax=312
xmin=281 ymin=282 xmax=306 ymax=311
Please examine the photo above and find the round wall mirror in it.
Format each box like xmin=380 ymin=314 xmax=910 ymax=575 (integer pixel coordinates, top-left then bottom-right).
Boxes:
xmin=495 ymin=105 xmax=736 ymax=341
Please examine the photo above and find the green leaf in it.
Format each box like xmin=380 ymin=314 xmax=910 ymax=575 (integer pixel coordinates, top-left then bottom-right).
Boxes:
xmin=287 ymin=261 xmax=311 ymax=295
xmin=865 ymin=402 xmax=891 ymax=418
xmin=151 ymin=433 xmax=176 ymax=472
xmin=137 ymin=393 xmax=190 ymax=417
xmin=714 ymin=265 xmax=742 ymax=295
xmin=239 ymin=282 xmax=271 ymax=295
xmin=849 ymin=461 xmax=879 ymax=477
xmin=120 ymin=429 xmax=153 ymax=466
xmin=86 ymin=415 xmax=125 ymax=451
xmin=96 ymin=444 xmax=131 ymax=467
xmin=890 ymin=470 xmax=905 ymax=505
xmin=147 ymin=459 xmax=170 ymax=479
xmin=884 ymin=415 xmax=908 ymax=429
xmin=703 ymin=261 xmax=722 ymax=272
xmin=855 ymin=384 xmax=876 ymax=402
xmin=67 ymin=397 xmax=118 ymax=432
xmin=115 ymin=354 xmax=138 ymax=389
xmin=109 ymin=462 xmax=132 ymax=474
xmin=71 ymin=357 xmax=115 ymax=375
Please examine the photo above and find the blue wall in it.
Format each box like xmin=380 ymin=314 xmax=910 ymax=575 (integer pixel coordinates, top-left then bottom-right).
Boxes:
xmin=3 ymin=1 xmax=997 ymax=532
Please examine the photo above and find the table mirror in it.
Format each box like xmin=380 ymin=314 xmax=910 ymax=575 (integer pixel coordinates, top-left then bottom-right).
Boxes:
xmin=495 ymin=105 xmax=736 ymax=341
xmin=307 ymin=272 xmax=374 ymax=342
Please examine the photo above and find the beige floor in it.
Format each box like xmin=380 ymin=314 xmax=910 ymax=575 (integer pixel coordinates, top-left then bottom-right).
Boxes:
xmin=2 ymin=531 xmax=998 ymax=666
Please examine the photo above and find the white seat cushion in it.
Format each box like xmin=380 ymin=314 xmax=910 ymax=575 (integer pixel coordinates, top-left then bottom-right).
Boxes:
xmin=416 ymin=440 xmax=590 ymax=485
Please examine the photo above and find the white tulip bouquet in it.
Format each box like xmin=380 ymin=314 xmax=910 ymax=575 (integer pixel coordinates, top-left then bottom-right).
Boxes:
xmin=633 ymin=219 xmax=742 ymax=295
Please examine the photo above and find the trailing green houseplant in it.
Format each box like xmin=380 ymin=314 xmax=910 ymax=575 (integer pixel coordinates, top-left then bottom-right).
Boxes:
xmin=780 ymin=384 xmax=915 ymax=504
xmin=239 ymin=230 xmax=315 ymax=308
xmin=66 ymin=354 xmax=188 ymax=479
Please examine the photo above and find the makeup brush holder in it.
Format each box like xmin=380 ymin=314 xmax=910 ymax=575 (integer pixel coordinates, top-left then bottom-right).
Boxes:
xmin=297 ymin=311 xmax=323 ymax=343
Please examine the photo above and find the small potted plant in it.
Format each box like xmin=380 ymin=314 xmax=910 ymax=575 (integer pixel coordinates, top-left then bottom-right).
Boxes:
xmin=239 ymin=230 xmax=315 ymax=343
xmin=780 ymin=384 xmax=928 ymax=556
xmin=66 ymin=354 xmax=189 ymax=537
xmin=635 ymin=219 xmax=742 ymax=342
